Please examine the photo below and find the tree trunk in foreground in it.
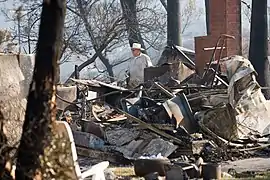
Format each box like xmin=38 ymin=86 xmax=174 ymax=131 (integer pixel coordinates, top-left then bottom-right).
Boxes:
xmin=15 ymin=0 xmax=65 ymax=179
xmin=167 ymin=0 xmax=181 ymax=46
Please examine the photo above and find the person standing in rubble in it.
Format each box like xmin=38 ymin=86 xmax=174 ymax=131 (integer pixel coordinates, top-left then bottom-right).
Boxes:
xmin=126 ymin=43 xmax=153 ymax=88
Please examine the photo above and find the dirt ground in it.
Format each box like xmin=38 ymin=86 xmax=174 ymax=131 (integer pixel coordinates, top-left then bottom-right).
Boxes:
xmin=108 ymin=158 xmax=270 ymax=179
xmin=221 ymin=157 xmax=270 ymax=173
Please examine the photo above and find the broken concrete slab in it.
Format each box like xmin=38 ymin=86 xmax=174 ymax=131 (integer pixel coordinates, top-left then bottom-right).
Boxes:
xmin=0 ymin=55 xmax=27 ymax=147
xmin=0 ymin=54 xmax=24 ymax=101
xmin=114 ymin=137 xmax=178 ymax=160
xmin=105 ymin=127 xmax=140 ymax=146
xmin=139 ymin=138 xmax=178 ymax=158
xmin=115 ymin=140 xmax=144 ymax=158
xmin=77 ymin=146 xmax=130 ymax=165
xmin=72 ymin=130 xmax=104 ymax=150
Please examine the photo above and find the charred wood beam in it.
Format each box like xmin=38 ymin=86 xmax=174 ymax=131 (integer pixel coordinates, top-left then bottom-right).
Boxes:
xmin=153 ymin=82 xmax=175 ymax=98
xmin=15 ymin=0 xmax=65 ymax=179
xmin=172 ymin=44 xmax=195 ymax=69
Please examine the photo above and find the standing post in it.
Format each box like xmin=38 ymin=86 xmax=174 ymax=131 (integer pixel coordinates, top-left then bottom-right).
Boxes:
xmin=249 ymin=0 xmax=269 ymax=98
xmin=74 ymin=65 xmax=80 ymax=79
xmin=16 ymin=6 xmax=22 ymax=54
xmin=75 ymin=65 xmax=80 ymax=99
xmin=205 ymin=0 xmax=210 ymax=35
xmin=167 ymin=0 xmax=181 ymax=46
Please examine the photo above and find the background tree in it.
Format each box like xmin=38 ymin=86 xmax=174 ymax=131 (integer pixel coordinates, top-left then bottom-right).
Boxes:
xmin=120 ymin=0 xmax=146 ymax=51
xmin=2 ymin=0 xmax=202 ymax=82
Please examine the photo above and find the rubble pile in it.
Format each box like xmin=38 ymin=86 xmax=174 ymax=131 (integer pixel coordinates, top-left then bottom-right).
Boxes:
xmin=57 ymin=55 xmax=270 ymax=179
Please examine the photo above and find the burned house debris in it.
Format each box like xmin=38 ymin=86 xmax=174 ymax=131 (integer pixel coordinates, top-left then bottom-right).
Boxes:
xmin=54 ymin=50 xmax=270 ymax=179
xmin=3 ymin=36 xmax=270 ymax=180
xmin=2 ymin=0 xmax=270 ymax=179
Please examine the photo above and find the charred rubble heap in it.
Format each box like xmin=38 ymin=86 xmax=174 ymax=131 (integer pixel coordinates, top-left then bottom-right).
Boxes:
xmin=56 ymin=43 xmax=270 ymax=179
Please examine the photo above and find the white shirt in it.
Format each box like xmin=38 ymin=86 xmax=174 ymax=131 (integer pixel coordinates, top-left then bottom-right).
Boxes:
xmin=128 ymin=53 xmax=153 ymax=87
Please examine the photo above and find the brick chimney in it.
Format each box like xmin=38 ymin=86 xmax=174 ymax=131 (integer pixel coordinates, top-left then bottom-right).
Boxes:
xmin=195 ymin=0 xmax=242 ymax=75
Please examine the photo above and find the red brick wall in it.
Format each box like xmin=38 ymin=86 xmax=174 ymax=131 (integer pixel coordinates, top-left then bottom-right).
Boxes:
xmin=225 ymin=0 xmax=242 ymax=57
xmin=195 ymin=0 xmax=242 ymax=75
xmin=209 ymin=0 xmax=227 ymax=35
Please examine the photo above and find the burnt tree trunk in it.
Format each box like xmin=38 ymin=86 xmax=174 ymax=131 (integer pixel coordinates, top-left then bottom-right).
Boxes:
xmin=167 ymin=0 xmax=181 ymax=46
xmin=15 ymin=0 xmax=65 ymax=179
xmin=120 ymin=0 xmax=147 ymax=53
xmin=249 ymin=0 xmax=269 ymax=98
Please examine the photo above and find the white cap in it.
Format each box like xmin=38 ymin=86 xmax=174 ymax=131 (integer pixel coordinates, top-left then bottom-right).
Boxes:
xmin=131 ymin=43 xmax=144 ymax=51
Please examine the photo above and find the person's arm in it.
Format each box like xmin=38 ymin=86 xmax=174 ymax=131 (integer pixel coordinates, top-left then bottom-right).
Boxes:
xmin=145 ymin=55 xmax=153 ymax=67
